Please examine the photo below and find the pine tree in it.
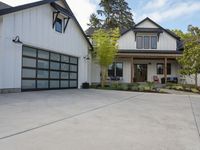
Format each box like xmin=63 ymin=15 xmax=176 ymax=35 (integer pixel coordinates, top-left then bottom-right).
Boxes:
xmin=87 ymin=0 xmax=134 ymax=30
xmin=87 ymin=13 xmax=102 ymax=28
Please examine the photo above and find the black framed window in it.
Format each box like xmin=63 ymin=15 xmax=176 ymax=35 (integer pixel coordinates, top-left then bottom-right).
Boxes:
xmin=22 ymin=46 xmax=78 ymax=91
xmin=157 ymin=63 xmax=171 ymax=75
xmin=108 ymin=62 xmax=123 ymax=78
xmin=136 ymin=36 xmax=157 ymax=49
xmin=167 ymin=63 xmax=171 ymax=75
xmin=157 ymin=63 xmax=164 ymax=75
xmin=136 ymin=36 xmax=143 ymax=49
xmin=55 ymin=18 xmax=62 ymax=33
xmin=151 ymin=36 xmax=157 ymax=49
xmin=144 ymin=36 xmax=150 ymax=49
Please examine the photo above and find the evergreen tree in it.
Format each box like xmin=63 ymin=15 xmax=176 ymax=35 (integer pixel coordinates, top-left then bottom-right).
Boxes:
xmin=88 ymin=0 xmax=134 ymax=30
xmin=87 ymin=13 xmax=102 ymax=28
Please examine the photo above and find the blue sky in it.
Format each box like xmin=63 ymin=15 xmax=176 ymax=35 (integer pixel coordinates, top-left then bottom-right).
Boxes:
xmin=127 ymin=0 xmax=200 ymax=32
xmin=2 ymin=0 xmax=200 ymax=31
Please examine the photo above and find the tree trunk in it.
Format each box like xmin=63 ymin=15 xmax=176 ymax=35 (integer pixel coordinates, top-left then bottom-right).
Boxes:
xmin=195 ymin=73 xmax=198 ymax=88
xmin=100 ymin=66 xmax=107 ymax=88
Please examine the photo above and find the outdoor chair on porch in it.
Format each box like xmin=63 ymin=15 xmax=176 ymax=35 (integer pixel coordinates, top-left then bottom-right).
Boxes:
xmin=153 ymin=76 xmax=159 ymax=83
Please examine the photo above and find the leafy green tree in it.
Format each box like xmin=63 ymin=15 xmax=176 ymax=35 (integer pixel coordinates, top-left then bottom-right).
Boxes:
xmin=92 ymin=28 xmax=120 ymax=87
xmin=88 ymin=0 xmax=134 ymax=30
xmin=173 ymin=26 xmax=200 ymax=87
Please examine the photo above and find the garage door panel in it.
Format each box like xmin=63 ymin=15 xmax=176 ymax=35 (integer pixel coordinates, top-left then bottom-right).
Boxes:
xmin=22 ymin=46 xmax=78 ymax=91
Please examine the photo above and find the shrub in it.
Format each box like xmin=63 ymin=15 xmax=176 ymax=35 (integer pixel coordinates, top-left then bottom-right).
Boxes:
xmin=174 ymin=85 xmax=184 ymax=90
xmin=110 ymin=83 xmax=119 ymax=89
xmin=129 ymin=83 xmax=139 ymax=91
xmin=138 ymin=85 xmax=145 ymax=91
xmin=191 ymin=88 xmax=199 ymax=93
xmin=119 ymin=84 xmax=129 ymax=91
xmin=146 ymin=82 xmax=155 ymax=91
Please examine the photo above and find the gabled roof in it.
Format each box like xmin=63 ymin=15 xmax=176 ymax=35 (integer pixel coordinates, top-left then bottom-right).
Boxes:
xmin=121 ymin=17 xmax=180 ymax=40
xmin=0 ymin=1 xmax=11 ymax=10
xmin=0 ymin=0 xmax=92 ymax=49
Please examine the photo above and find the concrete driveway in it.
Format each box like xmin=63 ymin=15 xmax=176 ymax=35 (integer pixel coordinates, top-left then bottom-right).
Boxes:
xmin=0 ymin=89 xmax=200 ymax=150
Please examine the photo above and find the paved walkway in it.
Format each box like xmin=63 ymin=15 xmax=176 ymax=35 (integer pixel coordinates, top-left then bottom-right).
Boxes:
xmin=162 ymin=88 xmax=199 ymax=95
xmin=0 ymin=89 xmax=200 ymax=150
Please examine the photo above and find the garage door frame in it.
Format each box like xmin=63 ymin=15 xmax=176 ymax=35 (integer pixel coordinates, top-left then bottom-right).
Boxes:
xmin=21 ymin=45 xmax=79 ymax=91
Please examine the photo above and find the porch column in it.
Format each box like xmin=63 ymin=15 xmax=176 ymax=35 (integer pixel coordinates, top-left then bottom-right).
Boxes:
xmin=131 ymin=56 xmax=134 ymax=83
xmin=164 ymin=57 xmax=167 ymax=84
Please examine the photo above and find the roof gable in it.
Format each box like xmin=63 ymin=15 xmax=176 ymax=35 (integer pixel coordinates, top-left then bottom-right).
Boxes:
xmin=0 ymin=0 xmax=92 ymax=49
xmin=121 ymin=17 xmax=180 ymax=40
xmin=136 ymin=19 xmax=159 ymax=28
xmin=0 ymin=2 xmax=11 ymax=10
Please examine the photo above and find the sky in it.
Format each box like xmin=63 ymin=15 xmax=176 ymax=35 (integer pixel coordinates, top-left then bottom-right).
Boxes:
xmin=1 ymin=0 xmax=200 ymax=32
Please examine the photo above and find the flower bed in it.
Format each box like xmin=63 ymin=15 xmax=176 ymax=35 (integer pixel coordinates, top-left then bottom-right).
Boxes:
xmin=90 ymin=82 xmax=166 ymax=93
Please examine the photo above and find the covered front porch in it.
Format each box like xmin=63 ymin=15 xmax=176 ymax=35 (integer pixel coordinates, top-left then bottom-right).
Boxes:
xmin=116 ymin=51 xmax=182 ymax=84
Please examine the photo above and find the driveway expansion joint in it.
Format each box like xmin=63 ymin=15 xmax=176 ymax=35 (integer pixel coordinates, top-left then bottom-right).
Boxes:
xmin=188 ymin=95 xmax=200 ymax=140
xmin=0 ymin=93 xmax=143 ymax=140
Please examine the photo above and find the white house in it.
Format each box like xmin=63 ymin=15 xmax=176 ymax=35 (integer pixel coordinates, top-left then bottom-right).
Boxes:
xmin=0 ymin=0 xmax=92 ymax=93
xmin=90 ymin=17 xmax=187 ymax=85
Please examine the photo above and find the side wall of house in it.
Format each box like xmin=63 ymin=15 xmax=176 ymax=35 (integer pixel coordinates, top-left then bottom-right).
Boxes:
xmin=0 ymin=16 xmax=3 ymax=89
xmin=0 ymin=3 xmax=90 ymax=90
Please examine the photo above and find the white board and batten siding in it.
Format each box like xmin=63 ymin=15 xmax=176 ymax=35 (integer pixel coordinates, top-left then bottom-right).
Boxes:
xmin=0 ymin=3 xmax=91 ymax=89
xmin=118 ymin=19 xmax=177 ymax=51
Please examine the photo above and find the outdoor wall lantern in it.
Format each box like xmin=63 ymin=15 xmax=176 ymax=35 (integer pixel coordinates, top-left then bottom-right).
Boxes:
xmin=84 ymin=55 xmax=90 ymax=60
xmin=12 ymin=36 xmax=23 ymax=44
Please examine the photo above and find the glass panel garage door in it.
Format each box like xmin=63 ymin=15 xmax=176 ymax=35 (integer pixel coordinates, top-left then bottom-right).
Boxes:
xmin=22 ymin=46 xmax=78 ymax=91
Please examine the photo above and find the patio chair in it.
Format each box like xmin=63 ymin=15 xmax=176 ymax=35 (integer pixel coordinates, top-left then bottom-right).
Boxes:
xmin=153 ymin=76 xmax=159 ymax=83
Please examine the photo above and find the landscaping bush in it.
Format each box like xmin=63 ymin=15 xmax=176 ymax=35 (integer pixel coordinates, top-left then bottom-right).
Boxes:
xmin=147 ymin=82 xmax=155 ymax=91
xmin=110 ymin=83 xmax=119 ymax=89
xmin=128 ymin=83 xmax=139 ymax=91
xmin=138 ymin=84 xmax=145 ymax=91
xmin=191 ymin=88 xmax=199 ymax=93
xmin=118 ymin=84 xmax=129 ymax=91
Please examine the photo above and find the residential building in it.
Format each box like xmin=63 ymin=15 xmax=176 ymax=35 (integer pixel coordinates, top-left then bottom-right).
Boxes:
xmin=0 ymin=0 xmax=92 ymax=93
xmin=89 ymin=17 xmax=188 ymax=85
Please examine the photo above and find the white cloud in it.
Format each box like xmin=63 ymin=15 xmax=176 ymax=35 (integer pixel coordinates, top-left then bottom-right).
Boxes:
xmin=139 ymin=1 xmax=200 ymax=23
xmin=144 ymin=0 xmax=168 ymax=10
xmin=1 ymin=0 xmax=97 ymax=30
xmin=67 ymin=0 xmax=97 ymax=30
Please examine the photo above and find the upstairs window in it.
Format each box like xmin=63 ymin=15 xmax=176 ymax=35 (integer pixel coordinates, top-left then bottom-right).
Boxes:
xmin=136 ymin=36 xmax=157 ymax=49
xmin=151 ymin=36 xmax=157 ymax=49
xmin=55 ymin=18 xmax=62 ymax=33
xmin=136 ymin=36 xmax=143 ymax=49
xmin=144 ymin=36 xmax=150 ymax=49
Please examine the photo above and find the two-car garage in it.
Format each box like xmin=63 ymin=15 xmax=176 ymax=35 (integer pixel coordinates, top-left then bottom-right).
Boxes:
xmin=22 ymin=46 xmax=78 ymax=91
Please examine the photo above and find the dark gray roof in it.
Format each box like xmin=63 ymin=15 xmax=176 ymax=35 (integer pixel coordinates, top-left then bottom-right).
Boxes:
xmin=121 ymin=17 xmax=181 ymax=40
xmin=0 ymin=1 xmax=11 ymax=10
xmin=0 ymin=0 xmax=92 ymax=49
xmin=133 ymin=28 xmax=163 ymax=33
xmin=118 ymin=50 xmax=183 ymax=54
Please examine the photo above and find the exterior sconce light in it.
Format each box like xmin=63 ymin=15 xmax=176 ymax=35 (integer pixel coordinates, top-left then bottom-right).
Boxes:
xmin=84 ymin=55 xmax=90 ymax=60
xmin=12 ymin=36 xmax=23 ymax=44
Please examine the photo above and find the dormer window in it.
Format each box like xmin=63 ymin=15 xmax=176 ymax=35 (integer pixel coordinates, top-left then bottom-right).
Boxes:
xmin=151 ymin=36 xmax=157 ymax=49
xmin=55 ymin=18 xmax=62 ymax=33
xmin=136 ymin=36 xmax=158 ymax=49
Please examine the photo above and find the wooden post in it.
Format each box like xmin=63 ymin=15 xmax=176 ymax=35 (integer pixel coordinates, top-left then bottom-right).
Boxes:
xmin=164 ymin=57 xmax=167 ymax=84
xmin=131 ymin=57 xmax=134 ymax=83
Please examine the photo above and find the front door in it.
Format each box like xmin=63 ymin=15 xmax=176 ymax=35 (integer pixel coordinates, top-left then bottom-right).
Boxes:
xmin=134 ymin=64 xmax=147 ymax=82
